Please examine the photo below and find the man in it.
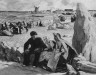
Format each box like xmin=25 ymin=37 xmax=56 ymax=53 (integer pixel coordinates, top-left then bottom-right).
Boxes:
xmin=17 ymin=22 xmax=22 ymax=34
xmin=39 ymin=21 xmax=43 ymax=26
xmin=23 ymin=31 xmax=47 ymax=66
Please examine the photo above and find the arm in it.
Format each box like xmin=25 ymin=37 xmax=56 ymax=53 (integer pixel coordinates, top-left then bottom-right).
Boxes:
xmin=24 ymin=38 xmax=31 ymax=51
xmin=39 ymin=38 xmax=47 ymax=49
xmin=34 ymin=37 xmax=47 ymax=52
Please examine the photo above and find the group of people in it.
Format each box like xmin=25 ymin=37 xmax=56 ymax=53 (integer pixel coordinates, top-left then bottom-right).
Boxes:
xmin=23 ymin=31 xmax=77 ymax=72
xmin=0 ymin=29 xmax=76 ymax=72
xmin=0 ymin=20 xmax=44 ymax=35
xmin=0 ymin=21 xmax=29 ymax=34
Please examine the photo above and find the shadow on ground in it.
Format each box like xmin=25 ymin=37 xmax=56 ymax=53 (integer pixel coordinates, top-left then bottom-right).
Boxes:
xmin=0 ymin=61 xmax=67 ymax=75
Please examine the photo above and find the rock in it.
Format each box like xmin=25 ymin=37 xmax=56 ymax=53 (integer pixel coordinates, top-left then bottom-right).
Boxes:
xmin=79 ymin=71 xmax=96 ymax=75
xmin=16 ymin=47 xmax=24 ymax=54
xmin=47 ymin=50 xmax=61 ymax=72
xmin=47 ymin=24 xmax=57 ymax=30
xmin=0 ymin=30 xmax=13 ymax=36
xmin=56 ymin=23 xmax=64 ymax=29
xmin=72 ymin=3 xmax=96 ymax=62
xmin=66 ymin=64 xmax=77 ymax=75
xmin=39 ymin=51 xmax=53 ymax=62
xmin=72 ymin=55 xmax=96 ymax=73
xmin=15 ymin=43 xmax=24 ymax=53
xmin=77 ymin=61 xmax=96 ymax=73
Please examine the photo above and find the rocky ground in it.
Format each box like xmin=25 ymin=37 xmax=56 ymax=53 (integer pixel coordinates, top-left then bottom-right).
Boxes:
xmin=0 ymin=11 xmax=96 ymax=74
xmin=0 ymin=26 xmax=96 ymax=75
xmin=0 ymin=26 xmax=73 ymax=47
xmin=0 ymin=26 xmax=73 ymax=75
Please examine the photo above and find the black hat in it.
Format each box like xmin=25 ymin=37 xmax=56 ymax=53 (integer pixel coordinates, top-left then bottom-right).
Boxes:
xmin=30 ymin=31 xmax=37 ymax=36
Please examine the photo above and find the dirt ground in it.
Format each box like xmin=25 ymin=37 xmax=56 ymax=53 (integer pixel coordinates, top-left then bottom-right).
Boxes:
xmin=0 ymin=11 xmax=96 ymax=75
xmin=0 ymin=26 xmax=96 ymax=75
xmin=0 ymin=11 xmax=74 ymax=75
xmin=0 ymin=26 xmax=73 ymax=47
xmin=0 ymin=26 xmax=73 ymax=75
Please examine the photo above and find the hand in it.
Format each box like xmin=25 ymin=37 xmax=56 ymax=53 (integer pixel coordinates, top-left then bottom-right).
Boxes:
xmin=44 ymin=48 xmax=48 ymax=51
xmin=25 ymin=49 xmax=29 ymax=53
xmin=35 ymin=48 xmax=39 ymax=51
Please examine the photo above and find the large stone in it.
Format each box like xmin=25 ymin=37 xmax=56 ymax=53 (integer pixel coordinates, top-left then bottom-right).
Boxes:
xmin=72 ymin=3 xmax=96 ymax=63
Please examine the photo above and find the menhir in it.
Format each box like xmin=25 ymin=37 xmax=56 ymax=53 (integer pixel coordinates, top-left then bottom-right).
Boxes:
xmin=72 ymin=3 xmax=96 ymax=63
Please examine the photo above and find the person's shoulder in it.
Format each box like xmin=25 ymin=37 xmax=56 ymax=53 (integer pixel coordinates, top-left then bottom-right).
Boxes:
xmin=35 ymin=37 xmax=42 ymax=41
xmin=35 ymin=37 xmax=42 ymax=39
xmin=27 ymin=38 xmax=33 ymax=41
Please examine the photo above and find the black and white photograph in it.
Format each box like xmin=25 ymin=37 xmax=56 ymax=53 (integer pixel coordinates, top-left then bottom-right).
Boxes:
xmin=0 ymin=0 xmax=96 ymax=75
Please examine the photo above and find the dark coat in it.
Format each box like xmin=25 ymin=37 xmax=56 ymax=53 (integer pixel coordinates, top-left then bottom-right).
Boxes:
xmin=24 ymin=37 xmax=47 ymax=53
xmin=23 ymin=37 xmax=47 ymax=66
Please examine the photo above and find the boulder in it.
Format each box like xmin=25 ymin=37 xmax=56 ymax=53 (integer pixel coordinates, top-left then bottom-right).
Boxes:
xmin=0 ymin=30 xmax=13 ymax=36
xmin=72 ymin=3 xmax=96 ymax=63
xmin=47 ymin=24 xmax=57 ymax=30
xmin=73 ymin=56 xmax=96 ymax=73
xmin=66 ymin=64 xmax=77 ymax=75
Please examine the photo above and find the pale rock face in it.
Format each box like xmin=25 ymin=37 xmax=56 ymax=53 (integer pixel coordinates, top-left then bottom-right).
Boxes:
xmin=72 ymin=3 xmax=96 ymax=63
xmin=16 ymin=47 xmax=24 ymax=54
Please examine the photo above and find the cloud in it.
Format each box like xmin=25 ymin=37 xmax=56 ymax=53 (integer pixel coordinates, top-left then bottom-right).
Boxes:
xmin=61 ymin=0 xmax=70 ymax=6
xmin=0 ymin=0 xmax=95 ymax=11
xmin=70 ymin=0 xmax=96 ymax=10
xmin=0 ymin=0 xmax=7 ymax=10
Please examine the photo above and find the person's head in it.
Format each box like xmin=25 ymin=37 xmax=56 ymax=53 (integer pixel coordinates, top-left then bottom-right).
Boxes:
xmin=57 ymin=33 xmax=61 ymax=39
xmin=30 ymin=31 xmax=37 ymax=38
xmin=53 ymin=33 xmax=61 ymax=41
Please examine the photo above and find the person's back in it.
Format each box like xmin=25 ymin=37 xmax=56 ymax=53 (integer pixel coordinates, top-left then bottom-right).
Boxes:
xmin=24 ymin=37 xmax=35 ymax=53
xmin=34 ymin=37 xmax=47 ymax=50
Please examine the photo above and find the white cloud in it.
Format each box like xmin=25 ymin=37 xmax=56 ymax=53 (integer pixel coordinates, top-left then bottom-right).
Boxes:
xmin=0 ymin=0 xmax=95 ymax=11
xmin=0 ymin=0 xmax=7 ymax=10
xmin=70 ymin=0 xmax=96 ymax=10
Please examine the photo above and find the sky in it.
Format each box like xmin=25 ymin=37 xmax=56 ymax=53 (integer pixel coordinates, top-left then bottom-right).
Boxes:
xmin=0 ymin=0 xmax=95 ymax=11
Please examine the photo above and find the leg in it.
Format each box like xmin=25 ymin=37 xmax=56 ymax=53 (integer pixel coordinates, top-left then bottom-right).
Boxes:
xmin=23 ymin=52 xmax=30 ymax=66
xmin=33 ymin=52 xmax=40 ymax=67
xmin=30 ymin=54 xmax=35 ymax=66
